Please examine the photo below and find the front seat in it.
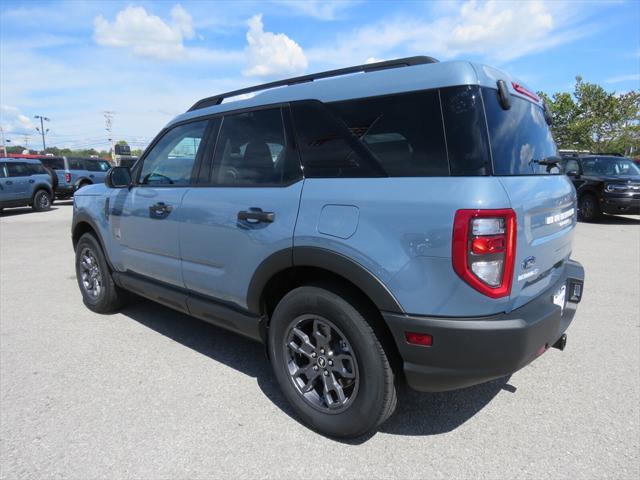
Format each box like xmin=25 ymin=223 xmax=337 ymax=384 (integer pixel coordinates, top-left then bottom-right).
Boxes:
xmin=241 ymin=142 xmax=274 ymax=184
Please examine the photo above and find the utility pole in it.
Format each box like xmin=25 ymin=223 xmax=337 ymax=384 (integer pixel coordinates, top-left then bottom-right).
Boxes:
xmin=103 ymin=111 xmax=115 ymax=164
xmin=23 ymin=134 xmax=31 ymax=150
xmin=0 ymin=125 xmax=6 ymax=156
xmin=34 ymin=115 xmax=50 ymax=152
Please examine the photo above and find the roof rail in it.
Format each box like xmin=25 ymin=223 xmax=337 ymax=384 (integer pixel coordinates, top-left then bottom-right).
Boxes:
xmin=188 ymin=55 xmax=438 ymax=112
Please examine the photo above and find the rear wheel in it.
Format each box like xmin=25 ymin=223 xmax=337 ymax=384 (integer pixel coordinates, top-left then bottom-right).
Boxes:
xmin=75 ymin=233 xmax=126 ymax=313
xmin=268 ymin=286 xmax=397 ymax=438
xmin=579 ymin=193 xmax=601 ymax=222
xmin=31 ymin=189 xmax=51 ymax=211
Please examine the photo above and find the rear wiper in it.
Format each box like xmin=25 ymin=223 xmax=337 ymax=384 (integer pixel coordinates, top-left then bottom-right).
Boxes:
xmin=530 ymin=156 xmax=561 ymax=166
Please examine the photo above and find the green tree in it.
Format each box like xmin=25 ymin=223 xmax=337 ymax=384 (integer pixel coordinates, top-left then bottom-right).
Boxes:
xmin=540 ymin=76 xmax=639 ymax=155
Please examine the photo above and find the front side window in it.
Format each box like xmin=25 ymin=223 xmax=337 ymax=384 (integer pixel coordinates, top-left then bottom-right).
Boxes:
xmin=211 ymin=108 xmax=300 ymax=186
xmin=330 ymin=90 xmax=449 ymax=176
xmin=483 ymin=87 xmax=560 ymax=175
xmin=563 ymin=159 xmax=580 ymax=174
xmin=139 ymin=120 xmax=209 ymax=186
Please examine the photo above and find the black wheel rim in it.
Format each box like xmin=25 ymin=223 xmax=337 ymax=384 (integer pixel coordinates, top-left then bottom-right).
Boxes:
xmin=79 ymin=247 xmax=103 ymax=299
xmin=283 ymin=315 xmax=359 ymax=414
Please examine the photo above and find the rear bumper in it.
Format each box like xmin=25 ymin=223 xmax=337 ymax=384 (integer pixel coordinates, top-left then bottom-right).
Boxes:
xmin=55 ymin=185 xmax=76 ymax=197
xmin=602 ymin=195 xmax=640 ymax=215
xmin=384 ymin=260 xmax=585 ymax=392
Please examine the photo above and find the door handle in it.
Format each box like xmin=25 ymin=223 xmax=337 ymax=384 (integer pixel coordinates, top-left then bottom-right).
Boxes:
xmin=29 ymin=179 xmax=35 ymax=183
xmin=5 ymin=181 xmax=12 ymax=185
xmin=237 ymin=208 xmax=275 ymax=223
xmin=89 ymin=174 xmax=94 ymax=178
xmin=149 ymin=202 xmax=173 ymax=219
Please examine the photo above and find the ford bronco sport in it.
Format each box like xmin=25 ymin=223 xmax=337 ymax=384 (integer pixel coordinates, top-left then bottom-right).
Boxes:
xmin=0 ymin=158 xmax=53 ymax=213
xmin=72 ymin=56 xmax=585 ymax=438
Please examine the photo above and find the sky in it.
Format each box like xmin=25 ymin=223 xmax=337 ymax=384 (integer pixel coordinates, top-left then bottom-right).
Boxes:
xmin=1 ymin=0 xmax=639 ymax=152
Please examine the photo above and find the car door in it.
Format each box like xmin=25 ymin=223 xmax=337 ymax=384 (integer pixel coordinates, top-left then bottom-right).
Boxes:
xmin=5 ymin=162 xmax=31 ymax=201
xmin=109 ymin=119 xmax=212 ymax=287
xmin=0 ymin=162 xmax=18 ymax=202
xmin=179 ymin=106 xmax=303 ymax=310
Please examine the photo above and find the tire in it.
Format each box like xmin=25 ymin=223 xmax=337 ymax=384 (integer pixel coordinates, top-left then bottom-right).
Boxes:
xmin=77 ymin=181 xmax=91 ymax=190
xmin=579 ymin=193 xmax=601 ymax=222
xmin=31 ymin=189 xmax=52 ymax=211
xmin=268 ymin=286 xmax=397 ymax=438
xmin=75 ymin=233 xmax=126 ymax=313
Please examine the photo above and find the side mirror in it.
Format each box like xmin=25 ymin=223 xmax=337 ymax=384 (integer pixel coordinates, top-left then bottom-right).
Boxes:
xmin=106 ymin=166 xmax=132 ymax=188
xmin=566 ymin=170 xmax=579 ymax=178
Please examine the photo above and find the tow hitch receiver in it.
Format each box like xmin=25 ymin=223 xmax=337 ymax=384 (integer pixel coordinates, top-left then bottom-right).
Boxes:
xmin=552 ymin=333 xmax=567 ymax=351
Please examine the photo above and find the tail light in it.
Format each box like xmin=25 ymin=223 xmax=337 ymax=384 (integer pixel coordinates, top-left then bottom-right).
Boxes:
xmin=452 ymin=209 xmax=516 ymax=298
xmin=64 ymin=172 xmax=71 ymax=183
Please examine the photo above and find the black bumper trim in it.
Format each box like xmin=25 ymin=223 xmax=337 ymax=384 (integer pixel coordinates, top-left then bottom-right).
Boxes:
xmin=383 ymin=260 xmax=585 ymax=392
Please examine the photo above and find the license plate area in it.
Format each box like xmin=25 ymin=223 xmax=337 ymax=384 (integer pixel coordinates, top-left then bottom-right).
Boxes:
xmin=553 ymin=284 xmax=567 ymax=314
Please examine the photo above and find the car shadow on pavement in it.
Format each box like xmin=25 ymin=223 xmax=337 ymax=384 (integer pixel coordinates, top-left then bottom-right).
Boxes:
xmin=120 ymin=297 xmax=510 ymax=444
xmin=579 ymin=215 xmax=639 ymax=225
xmin=0 ymin=207 xmax=59 ymax=217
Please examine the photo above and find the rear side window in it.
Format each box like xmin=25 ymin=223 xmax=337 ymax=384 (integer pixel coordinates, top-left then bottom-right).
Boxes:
xmin=5 ymin=162 xmax=31 ymax=177
xmin=330 ymin=90 xmax=449 ymax=176
xmin=83 ymin=160 xmax=111 ymax=172
xmin=291 ymin=101 xmax=382 ymax=178
xmin=68 ymin=158 xmax=84 ymax=170
xmin=440 ymin=85 xmax=491 ymax=176
xmin=39 ymin=157 xmax=65 ymax=170
xmin=482 ymin=87 xmax=560 ymax=175
xmin=27 ymin=163 xmax=47 ymax=175
xmin=210 ymin=108 xmax=301 ymax=186
xmin=0 ymin=162 xmax=7 ymax=178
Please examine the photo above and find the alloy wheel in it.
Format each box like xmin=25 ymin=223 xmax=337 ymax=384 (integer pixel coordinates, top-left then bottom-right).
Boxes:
xmin=284 ymin=314 xmax=359 ymax=413
xmin=79 ymin=247 xmax=103 ymax=299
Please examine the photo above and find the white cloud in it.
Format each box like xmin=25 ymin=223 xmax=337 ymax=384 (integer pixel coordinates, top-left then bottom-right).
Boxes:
xmin=0 ymin=105 xmax=34 ymax=134
xmin=605 ymin=74 xmax=640 ymax=84
xmin=272 ymin=1 xmax=359 ymax=21
xmin=94 ymin=4 xmax=195 ymax=60
xmin=308 ymin=0 xmax=590 ymax=66
xmin=242 ymin=14 xmax=308 ymax=77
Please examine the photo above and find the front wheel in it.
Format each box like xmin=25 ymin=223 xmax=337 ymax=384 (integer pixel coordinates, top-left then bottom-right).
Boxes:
xmin=268 ymin=286 xmax=397 ymax=438
xmin=579 ymin=194 xmax=601 ymax=222
xmin=75 ymin=233 xmax=126 ymax=313
xmin=31 ymin=189 xmax=52 ymax=211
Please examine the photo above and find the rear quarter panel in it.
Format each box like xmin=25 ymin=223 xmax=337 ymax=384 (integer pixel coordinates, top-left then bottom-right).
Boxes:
xmin=295 ymin=177 xmax=513 ymax=316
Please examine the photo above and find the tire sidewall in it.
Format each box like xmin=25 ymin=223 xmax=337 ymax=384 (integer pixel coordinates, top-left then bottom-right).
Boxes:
xmin=268 ymin=286 xmax=390 ymax=437
xmin=32 ymin=190 xmax=51 ymax=211
xmin=75 ymin=234 xmax=110 ymax=309
xmin=579 ymin=194 xmax=599 ymax=222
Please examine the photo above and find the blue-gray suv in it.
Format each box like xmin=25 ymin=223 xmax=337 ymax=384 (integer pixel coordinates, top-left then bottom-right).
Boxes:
xmin=39 ymin=156 xmax=112 ymax=199
xmin=0 ymin=158 xmax=53 ymax=213
xmin=72 ymin=57 xmax=585 ymax=438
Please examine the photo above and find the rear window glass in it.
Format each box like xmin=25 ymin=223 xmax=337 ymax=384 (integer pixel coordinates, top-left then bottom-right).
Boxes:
xmin=291 ymin=101 xmax=382 ymax=178
xmin=330 ymin=90 xmax=449 ymax=176
xmin=440 ymin=85 xmax=491 ymax=176
xmin=84 ymin=159 xmax=111 ymax=172
xmin=483 ymin=87 xmax=560 ymax=175
xmin=27 ymin=163 xmax=47 ymax=174
xmin=39 ymin=157 xmax=65 ymax=170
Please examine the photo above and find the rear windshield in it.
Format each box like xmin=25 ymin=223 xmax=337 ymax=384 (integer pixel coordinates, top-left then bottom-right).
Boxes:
xmin=39 ymin=157 xmax=65 ymax=170
xmin=483 ymin=87 xmax=560 ymax=175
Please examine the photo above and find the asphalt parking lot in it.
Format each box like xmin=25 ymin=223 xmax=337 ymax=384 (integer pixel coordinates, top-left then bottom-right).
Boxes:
xmin=0 ymin=203 xmax=638 ymax=479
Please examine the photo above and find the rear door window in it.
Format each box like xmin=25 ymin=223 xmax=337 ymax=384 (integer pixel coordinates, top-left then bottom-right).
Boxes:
xmin=482 ymin=87 xmax=560 ymax=175
xmin=68 ymin=158 xmax=85 ymax=170
xmin=6 ymin=162 xmax=31 ymax=177
xmin=329 ymin=90 xmax=449 ymax=176
xmin=26 ymin=163 xmax=47 ymax=175
xmin=291 ymin=101 xmax=382 ymax=178
xmin=83 ymin=159 xmax=111 ymax=172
